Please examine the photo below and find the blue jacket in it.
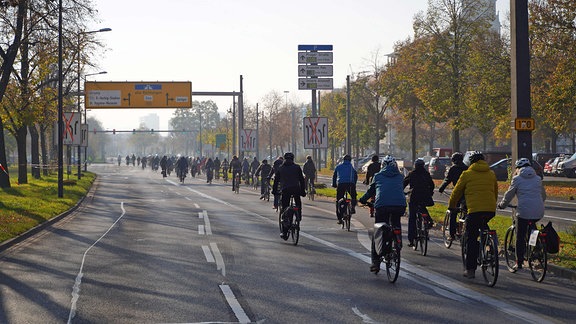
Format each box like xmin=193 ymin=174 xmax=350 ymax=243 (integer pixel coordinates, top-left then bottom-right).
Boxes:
xmin=359 ymin=164 xmax=406 ymax=208
xmin=332 ymin=160 xmax=358 ymax=186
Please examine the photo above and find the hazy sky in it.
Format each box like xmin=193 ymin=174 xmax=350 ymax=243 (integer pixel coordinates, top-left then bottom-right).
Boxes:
xmin=86 ymin=0 xmax=509 ymax=132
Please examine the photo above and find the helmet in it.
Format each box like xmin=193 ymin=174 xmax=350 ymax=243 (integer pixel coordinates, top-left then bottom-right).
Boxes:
xmin=262 ymin=159 xmax=268 ymax=164
xmin=381 ymin=155 xmax=396 ymax=168
xmin=414 ymin=158 xmax=425 ymax=168
xmin=451 ymin=152 xmax=464 ymax=163
xmin=306 ymin=155 xmax=312 ymax=160
xmin=468 ymin=151 xmax=484 ymax=164
xmin=284 ymin=152 xmax=294 ymax=160
xmin=343 ymin=154 xmax=352 ymax=161
xmin=515 ymin=158 xmax=531 ymax=168
xmin=371 ymin=155 xmax=379 ymax=162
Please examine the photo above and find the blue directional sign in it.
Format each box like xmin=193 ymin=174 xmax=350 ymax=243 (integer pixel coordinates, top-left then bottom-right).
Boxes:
xmin=135 ymin=84 xmax=162 ymax=90
xmin=298 ymin=44 xmax=333 ymax=51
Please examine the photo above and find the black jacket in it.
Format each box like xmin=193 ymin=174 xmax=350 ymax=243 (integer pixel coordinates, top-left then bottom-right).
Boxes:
xmin=273 ymin=159 xmax=306 ymax=195
xmin=403 ymin=166 xmax=435 ymax=204
xmin=364 ymin=161 xmax=381 ymax=184
xmin=438 ymin=162 xmax=468 ymax=193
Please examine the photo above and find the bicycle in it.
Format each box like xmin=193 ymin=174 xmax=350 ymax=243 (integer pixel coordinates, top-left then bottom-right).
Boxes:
xmin=442 ymin=205 xmax=467 ymax=248
xmin=461 ymin=218 xmax=499 ymax=287
xmin=278 ymin=195 xmax=300 ymax=245
xmin=503 ymin=205 xmax=547 ymax=282
xmin=306 ymin=177 xmax=315 ymax=201
xmin=252 ymin=174 xmax=259 ymax=190
xmin=179 ymin=168 xmax=187 ymax=183
xmin=338 ymin=191 xmax=352 ymax=231
xmin=262 ymin=178 xmax=271 ymax=202
xmin=222 ymin=170 xmax=228 ymax=183
xmin=412 ymin=204 xmax=430 ymax=256
xmin=373 ymin=221 xmax=402 ymax=283
xmin=234 ymin=172 xmax=240 ymax=194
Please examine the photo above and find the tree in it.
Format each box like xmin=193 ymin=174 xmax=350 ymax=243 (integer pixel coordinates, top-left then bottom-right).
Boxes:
xmin=413 ymin=0 xmax=498 ymax=152
xmin=0 ymin=1 xmax=26 ymax=188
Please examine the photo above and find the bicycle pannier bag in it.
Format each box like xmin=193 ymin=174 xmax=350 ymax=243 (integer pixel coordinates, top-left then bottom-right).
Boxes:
xmin=542 ymin=221 xmax=560 ymax=254
xmin=374 ymin=224 xmax=393 ymax=256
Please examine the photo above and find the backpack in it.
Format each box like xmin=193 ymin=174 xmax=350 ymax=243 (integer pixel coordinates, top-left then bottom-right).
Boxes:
xmin=542 ymin=221 xmax=560 ymax=254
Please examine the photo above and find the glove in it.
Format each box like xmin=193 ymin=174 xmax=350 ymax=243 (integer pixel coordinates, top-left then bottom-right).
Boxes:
xmin=497 ymin=203 xmax=505 ymax=209
xmin=359 ymin=199 xmax=366 ymax=205
xmin=438 ymin=188 xmax=444 ymax=194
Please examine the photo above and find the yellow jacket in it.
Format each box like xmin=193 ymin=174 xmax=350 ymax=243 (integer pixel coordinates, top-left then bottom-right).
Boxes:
xmin=449 ymin=160 xmax=498 ymax=214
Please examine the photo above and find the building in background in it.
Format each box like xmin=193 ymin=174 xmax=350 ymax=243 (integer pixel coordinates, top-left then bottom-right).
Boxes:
xmin=139 ymin=113 xmax=160 ymax=131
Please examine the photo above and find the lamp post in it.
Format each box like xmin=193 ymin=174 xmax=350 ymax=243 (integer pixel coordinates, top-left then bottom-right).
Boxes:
xmin=284 ymin=91 xmax=290 ymax=152
xmin=77 ymin=27 xmax=111 ymax=179
xmin=82 ymin=71 xmax=107 ymax=171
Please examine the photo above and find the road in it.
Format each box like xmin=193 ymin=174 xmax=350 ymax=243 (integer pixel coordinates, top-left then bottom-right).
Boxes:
xmin=0 ymin=163 xmax=574 ymax=323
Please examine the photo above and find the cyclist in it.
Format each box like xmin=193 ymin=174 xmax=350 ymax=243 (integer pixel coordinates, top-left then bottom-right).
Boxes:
xmin=175 ymin=155 xmax=189 ymax=179
xmin=403 ymin=158 xmax=435 ymax=247
xmin=498 ymin=158 xmax=546 ymax=270
xmin=271 ymin=152 xmax=306 ymax=239
xmin=439 ymin=152 xmax=468 ymax=241
xmin=332 ymin=154 xmax=358 ymax=224
xmin=229 ymin=156 xmax=242 ymax=191
xmin=302 ymin=155 xmax=317 ymax=194
xmin=160 ymin=155 xmax=168 ymax=178
xmin=205 ymin=157 xmax=215 ymax=183
xmin=221 ymin=158 xmax=229 ymax=181
xmin=255 ymin=159 xmax=272 ymax=199
xmin=363 ymin=155 xmax=381 ymax=217
xmin=359 ymin=155 xmax=406 ymax=273
xmin=449 ymin=151 xmax=498 ymax=279
xmin=214 ymin=157 xmax=221 ymax=180
xmin=270 ymin=156 xmax=284 ymax=209
xmin=242 ymin=157 xmax=250 ymax=184
xmin=250 ymin=157 xmax=260 ymax=184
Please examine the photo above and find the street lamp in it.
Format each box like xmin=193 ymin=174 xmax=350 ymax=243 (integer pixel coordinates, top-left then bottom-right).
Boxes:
xmin=77 ymin=28 xmax=111 ymax=179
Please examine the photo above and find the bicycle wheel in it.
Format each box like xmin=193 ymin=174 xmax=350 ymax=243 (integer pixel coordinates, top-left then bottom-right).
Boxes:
xmin=345 ymin=206 xmax=351 ymax=231
xmin=443 ymin=210 xmax=453 ymax=248
xmin=235 ymin=176 xmax=240 ymax=194
xmin=308 ymin=182 xmax=315 ymax=201
xmin=278 ymin=208 xmax=284 ymax=236
xmin=291 ymin=219 xmax=300 ymax=245
xmin=504 ymin=225 xmax=517 ymax=272
xmin=386 ymin=244 xmax=401 ymax=283
xmin=528 ymin=235 xmax=547 ymax=282
xmin=481 ymin=232 xmax=499 ymax=287
xmin=461 ymin=231 xmax=468 ymax=269
xmin=420 ymin=226 xmax=428 ymax=256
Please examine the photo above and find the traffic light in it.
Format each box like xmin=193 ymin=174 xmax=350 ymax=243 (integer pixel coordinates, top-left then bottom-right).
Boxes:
xmin=112 ymin=129 xmax=116 ymax=135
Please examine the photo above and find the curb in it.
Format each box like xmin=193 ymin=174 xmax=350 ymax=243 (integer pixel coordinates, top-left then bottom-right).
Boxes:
xmin=549 ymin=263 xmax=576 ymax=282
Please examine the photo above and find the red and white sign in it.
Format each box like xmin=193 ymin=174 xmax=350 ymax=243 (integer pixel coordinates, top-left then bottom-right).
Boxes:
xmin=63 ymin=112 xmax=81 ymax=146
xmin=303 ymin=117 xmax=328 ymax=149
xmin=240 ymin=129 xmax=257 ymax=152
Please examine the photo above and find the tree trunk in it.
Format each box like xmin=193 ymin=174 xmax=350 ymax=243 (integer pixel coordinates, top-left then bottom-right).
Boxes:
xmin=0 ymin=119 xmax=10 ymax=188
xmin=16 ymin=126 xmax=28 ymax=184
xmin=30 ymin=124 xmax=40 ymax=179
xmin=40 ymin=124 xmax=49 ymax=176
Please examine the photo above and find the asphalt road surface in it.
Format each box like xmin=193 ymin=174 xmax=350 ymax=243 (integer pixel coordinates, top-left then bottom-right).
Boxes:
xmin=0 ymin=163 xmax=574 ymax=323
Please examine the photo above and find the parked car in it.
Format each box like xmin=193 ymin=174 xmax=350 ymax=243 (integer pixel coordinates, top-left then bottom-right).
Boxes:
xmin=490 ymin=158 xmax=511 ymax=181
xmin=550 ymin=155 xmax=567 ymax=176
xmin=543 ymin=158 xmax=555 ymax=176
xmin=557 ymin=153 xmax=576 ymax=178
xmin=428 ymin=157 xmax=451 ymax=179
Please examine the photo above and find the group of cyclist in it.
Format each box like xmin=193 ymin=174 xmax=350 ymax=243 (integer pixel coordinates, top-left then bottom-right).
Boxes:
xmin=355 ymin=151 xmax=545 ymax=279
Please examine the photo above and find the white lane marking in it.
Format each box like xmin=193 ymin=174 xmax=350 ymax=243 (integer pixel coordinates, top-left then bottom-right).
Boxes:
xmin=68 ymin=202 xmax=127 ymax=324
xmin=219 ymin=284 xmax=251 ymax=323
xmin=198 ymin=211 xmax=204 ymax=219
xmin=199 ymin=224 xmax=205 ymax=235
xmin=545 ymin=215 xmax=576 ymax=222
xmin=176 ymin=184 xmax=550 ymax=323
xmin=202 ymin=245 xmax=215 ymax=263
xmin=352 ymin=306 xmax=378 ymax=323
xmin=202 ymin=210 xmax=212 ymax=235
xmin=210 ymin=242 xmax=226 ymax=276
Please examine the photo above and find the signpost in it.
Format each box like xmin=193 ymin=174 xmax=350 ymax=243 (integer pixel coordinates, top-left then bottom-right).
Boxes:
xmin=240 ymin=129 xmax=257 ymax=152
xmin=85 ymin=81 xmax=192 ymax=109
xmin=298 ymin=65 xmax=333 ymax=77
xmin=515 ymin=118 xmax=535 ymax=131
xmin=298 ymin=52 xmax=333 ymax=64
xmin=62 ymin=112 xmax=81 ymax=146
xmin=298 ymin=78 xmax=334 ymax=90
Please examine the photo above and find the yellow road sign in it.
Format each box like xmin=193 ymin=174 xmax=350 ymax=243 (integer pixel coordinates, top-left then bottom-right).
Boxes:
xmin=85 ymin=81 xmax=192 ymax=109
xmin=515 ymin=118 xmax=535 ymax=131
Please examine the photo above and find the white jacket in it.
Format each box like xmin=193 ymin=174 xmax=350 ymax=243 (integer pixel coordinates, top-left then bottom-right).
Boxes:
xmin=499 ymin=166 xmax=546 ymax=220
